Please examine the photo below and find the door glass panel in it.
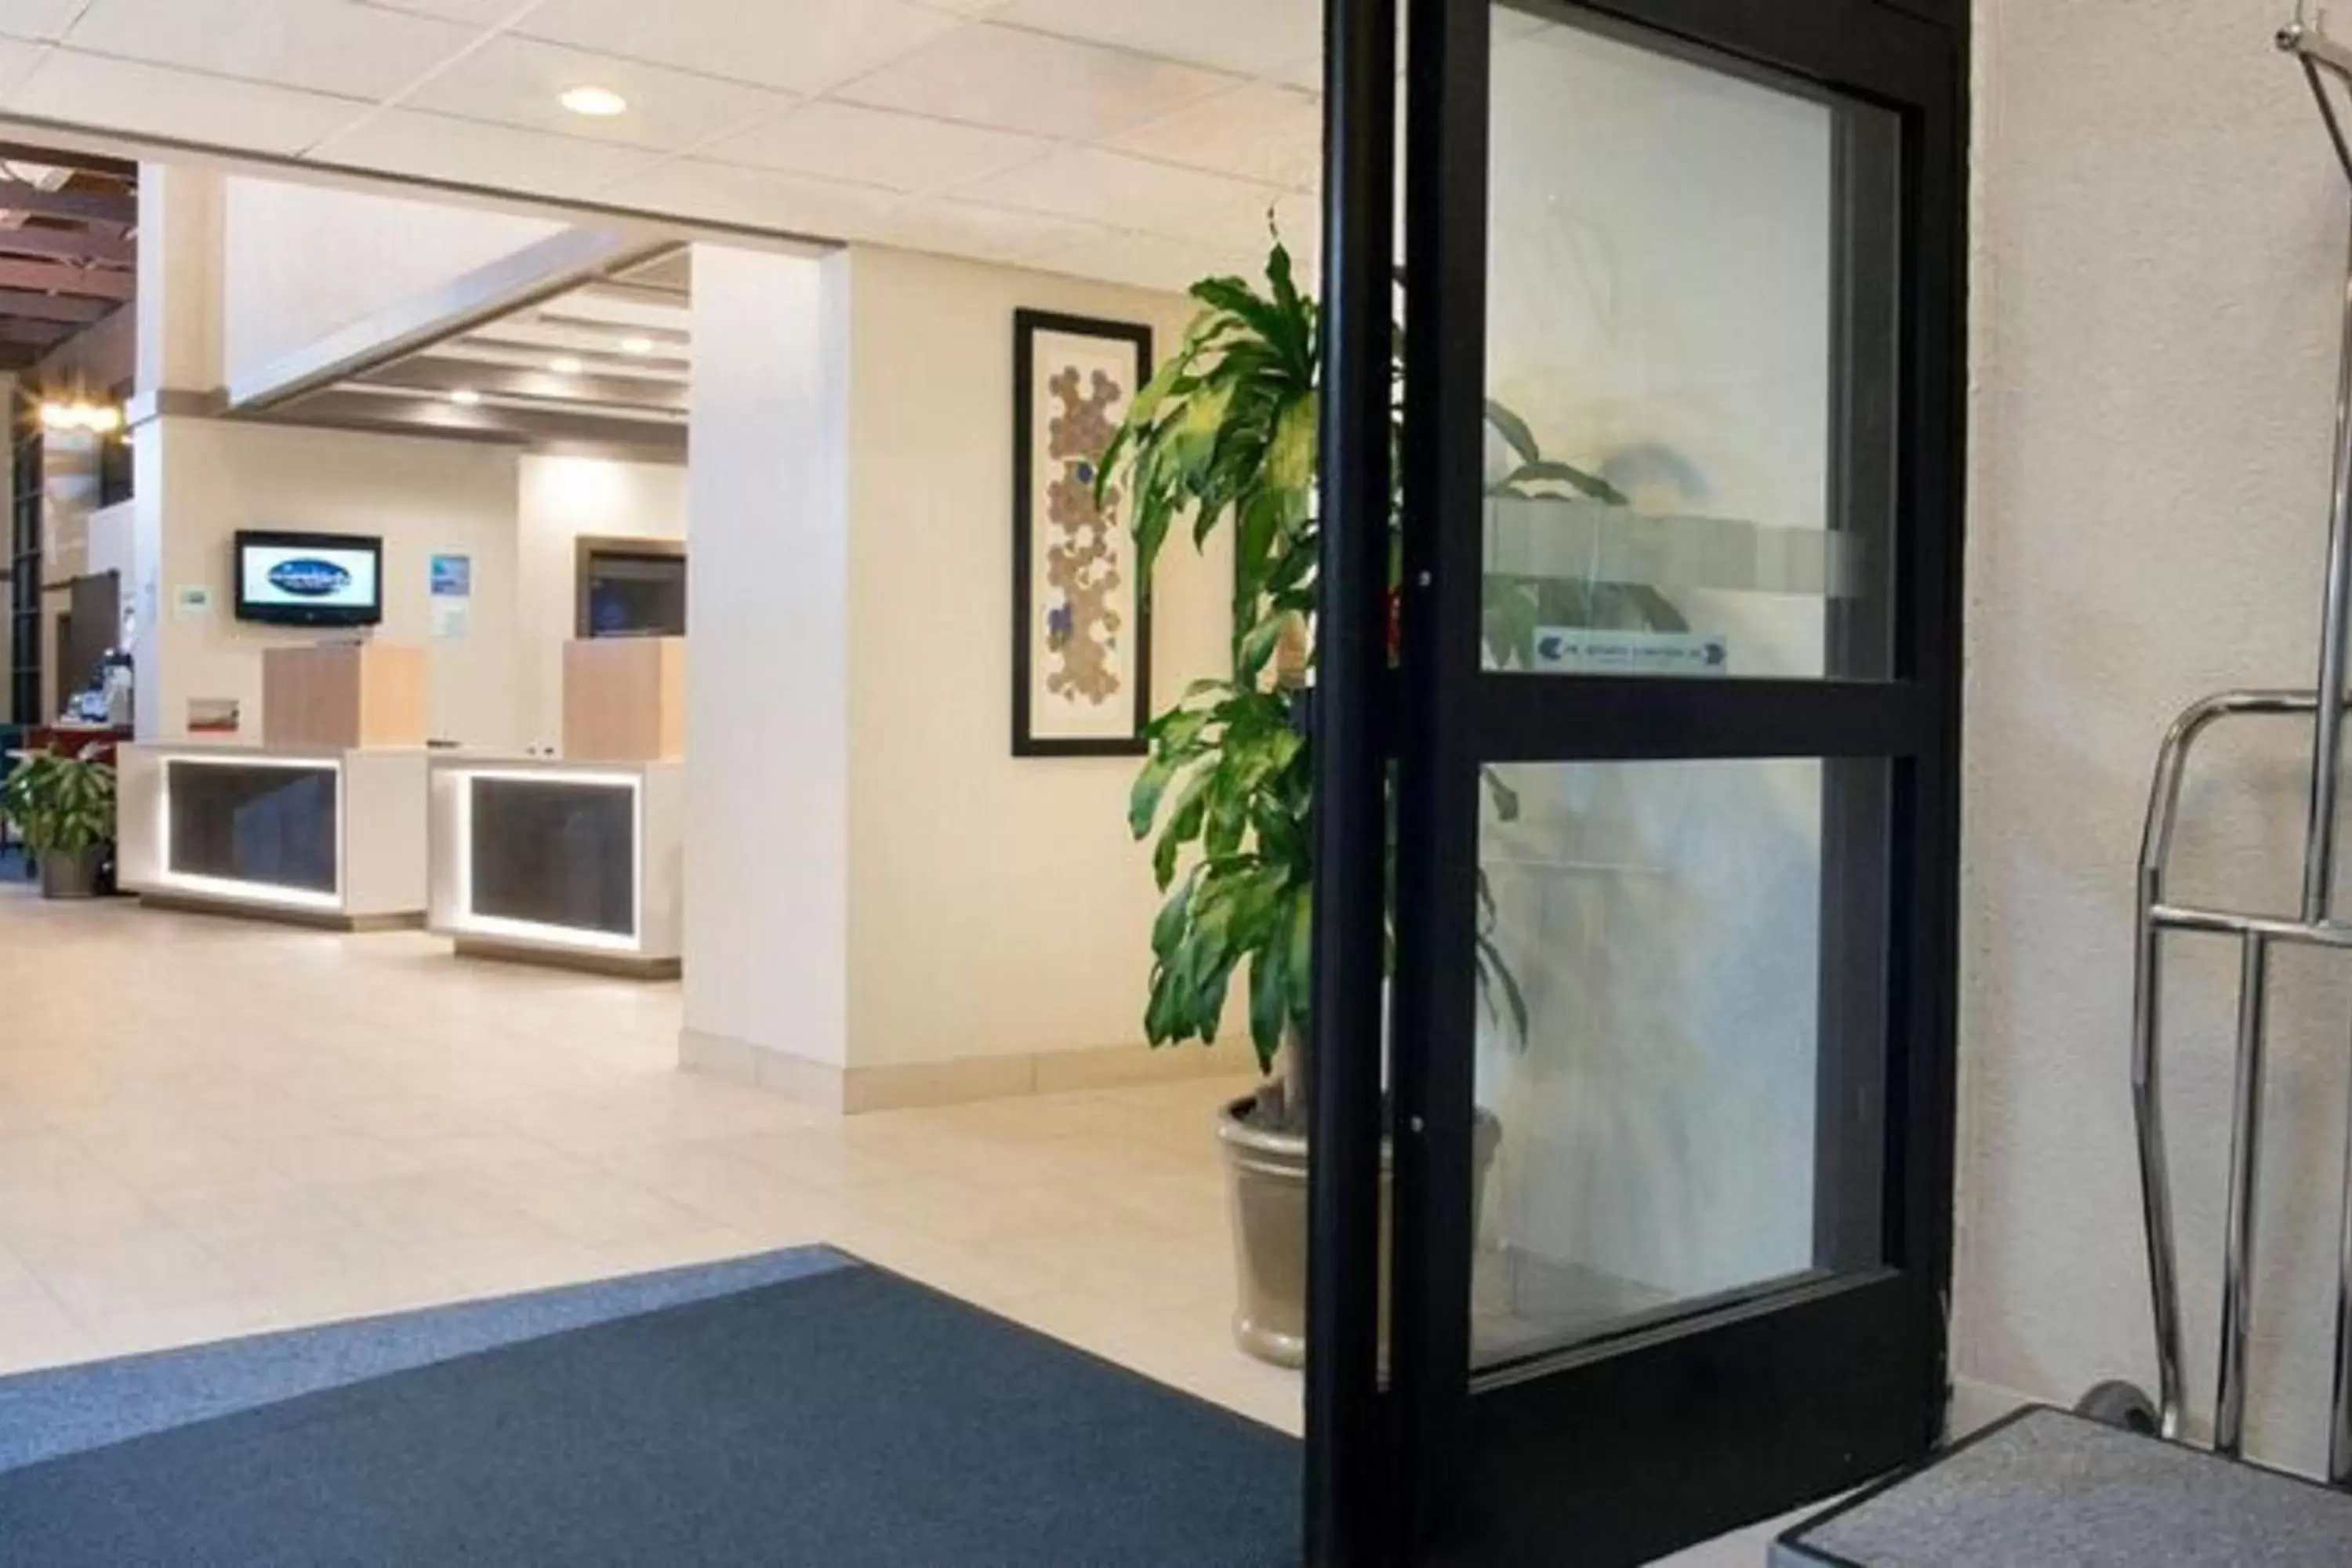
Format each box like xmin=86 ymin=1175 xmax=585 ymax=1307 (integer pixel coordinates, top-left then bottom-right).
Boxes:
xmin=1479 ymin=8 xmax=1900 ymax=681
xmin=1470 ymin=757 xmax=1889 ymax=1370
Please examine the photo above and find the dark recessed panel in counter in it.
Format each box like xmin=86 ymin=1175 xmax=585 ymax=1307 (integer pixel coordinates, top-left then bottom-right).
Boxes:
xmin=165 ymin=761 xmax=339 ymax=895
xmin=468 ymin=778 xmax=636 ymax=938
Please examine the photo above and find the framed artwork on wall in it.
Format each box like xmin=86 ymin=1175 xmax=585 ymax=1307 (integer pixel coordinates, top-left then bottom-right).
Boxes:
xmin=1011 ymin=309 xmax=1154 ymax=757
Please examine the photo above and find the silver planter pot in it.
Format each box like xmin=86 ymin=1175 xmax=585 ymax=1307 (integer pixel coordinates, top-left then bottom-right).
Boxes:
xmin=1215 ymin=1094 xmax=1501 ymax=1369
xmin=36 ymin=844 xmax=101 ymax=900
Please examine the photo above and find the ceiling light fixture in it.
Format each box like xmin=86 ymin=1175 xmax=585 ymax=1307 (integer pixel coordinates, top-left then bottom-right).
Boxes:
xmin=38 ymin=400 xmax=123 ymax=434
xmin=450 ymin=388 xmax=482 ymax=407
xmin=559 ymin=85 xmax=628 ymax=118
xmin=619 ymin=336 xmax=655 ymax=356
xmin=550 ymin=355 xmax=584 ymax=376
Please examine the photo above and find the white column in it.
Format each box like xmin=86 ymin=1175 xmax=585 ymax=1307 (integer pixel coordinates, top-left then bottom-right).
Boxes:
xmin=677 ymin=244 xmax=855 ymax=1098
xmin=128 ymin=164 xmax=225 ymax=741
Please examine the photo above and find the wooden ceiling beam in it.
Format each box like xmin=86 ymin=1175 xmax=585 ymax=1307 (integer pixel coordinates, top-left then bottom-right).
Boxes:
xmin=0 ymin=180 xmax=136 ymax=227
xmin=0 ymin=227 xmax=135 ymax=266
xmin=0 ymin=142 xmax=138 ymax=181
xmin=0 ymin=259 xmax=133 ymax=301
xmin=0 ymin=289 xmax=111 ymax=325
xmin=0 ymin=318 xmax=75 ymax=346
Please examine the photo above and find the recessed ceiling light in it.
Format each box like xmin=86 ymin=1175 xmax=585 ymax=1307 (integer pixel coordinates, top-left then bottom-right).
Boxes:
xmin=559 ymin=85 xmax=628 ymax=118
xmin=449 ymin=388 xmax=481 ymax=407
xmin=620 ymin=336 xmax=655 ymax=357
xmin=550 ymin=355 xmax=584 ymax=376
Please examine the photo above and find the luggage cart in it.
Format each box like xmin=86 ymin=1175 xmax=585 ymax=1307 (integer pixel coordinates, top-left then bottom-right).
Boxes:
xmin=2075 ymin=9 xmax=2352 ymax=1478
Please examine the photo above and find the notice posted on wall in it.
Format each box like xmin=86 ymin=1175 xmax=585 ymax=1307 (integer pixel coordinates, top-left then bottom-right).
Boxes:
xmin=187 ymin=697 xmax=240 ymax=735
xmin=1530 ymin=627 xmax=1729 ymax=677
xmin=429 ymin=553 xmax=471 ymax=639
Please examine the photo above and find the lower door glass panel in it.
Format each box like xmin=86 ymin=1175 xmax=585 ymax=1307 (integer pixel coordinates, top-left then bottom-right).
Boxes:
xmin=1470 ymin=757 xmax=1889 ymax=1368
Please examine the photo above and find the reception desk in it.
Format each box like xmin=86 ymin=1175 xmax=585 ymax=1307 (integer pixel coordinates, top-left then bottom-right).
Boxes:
xmin=426 ymin=755 xmax=682 ymax=978
xmin=117 ymin=742 xmax=429 ymax=927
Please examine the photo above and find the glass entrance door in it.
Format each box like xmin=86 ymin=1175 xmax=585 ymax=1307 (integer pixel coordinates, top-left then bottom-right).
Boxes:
xmin=1305 ymin=0 xmax=1964 ymax=1562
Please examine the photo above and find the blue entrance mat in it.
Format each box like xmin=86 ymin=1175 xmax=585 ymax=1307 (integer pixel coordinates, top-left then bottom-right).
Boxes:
xmin=0 ymin=1254 xmax=1299 ymax=1566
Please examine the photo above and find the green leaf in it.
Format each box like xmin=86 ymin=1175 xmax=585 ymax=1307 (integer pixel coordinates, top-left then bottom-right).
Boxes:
xmin=1505 ymin=459 xmax=1628 ymax=506
xmin=1151 ymin=863 xmax=1201 ymax=960
xmin=1483 ymin=398 xmax=1541 ymax=467
xmin=1234 ymin=612 xmax=1288 ymax=687
xmin=1475 ymin=931 xmax=1532 ymax=1051
xmin=1248 ymin=945 xmax=1289 ymax=1076
xmin=1128 ymin=753 xmax=1179 ymax=840
xmin=1283 ymin=889 xmax=1313 ymax=1018
xmin=1266 ymin=394 xmax=1317 ymax=494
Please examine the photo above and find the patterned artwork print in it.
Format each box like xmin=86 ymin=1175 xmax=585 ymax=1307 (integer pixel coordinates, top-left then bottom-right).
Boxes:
xmin=1014 ymin=314 xmax=1152 ymax=754
xmin=1041 ymin=361 xmax=1127 ymax=708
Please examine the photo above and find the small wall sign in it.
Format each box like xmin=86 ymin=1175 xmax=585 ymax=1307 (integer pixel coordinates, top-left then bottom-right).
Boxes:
xmin=172 ymin=584 xmax=213 ymax=619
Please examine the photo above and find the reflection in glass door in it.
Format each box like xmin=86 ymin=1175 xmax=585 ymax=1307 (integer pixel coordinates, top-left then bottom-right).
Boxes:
xmin=1467 ymin=7 xmax=1900 ymax=1375
xmin=1473 ymin=757 xmax=1889 ymax=1368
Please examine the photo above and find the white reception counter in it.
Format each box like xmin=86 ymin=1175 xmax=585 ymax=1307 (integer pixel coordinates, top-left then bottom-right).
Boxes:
xmin=117 ymin=742 xmax=429 ymax=927
xmin=426 ymin=754 xmax=682 ymax=978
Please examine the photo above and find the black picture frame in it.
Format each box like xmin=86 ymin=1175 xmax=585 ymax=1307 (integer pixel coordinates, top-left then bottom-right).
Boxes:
xmin=1011 ymin=308 xmax=1155 ymax=758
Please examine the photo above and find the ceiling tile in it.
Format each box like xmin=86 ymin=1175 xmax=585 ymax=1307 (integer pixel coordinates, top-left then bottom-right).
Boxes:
xmin=1040 ymin=227 xmax=1261 ymax=296
xmin=66 ymin=0 xmax=481 ymax=102
xmin=699 ymin=100 xmax=1047 ymax=194
xmin=404 ymin=34 xmax=790 ymax=152
xmin=960 ymin=147 xmax=1282 ymax=252
xmin=838 ymin=24 xmax=1235 ymax=141
xmin=637 ymin=158 xmax=898 ymax=237
xmin=869 ymin=197 xmax=1111 ymax=269
xmin=1111 ymin=81 xmax=1321 ymax=190
xmin=990 ymin=0 xmax=1320 ymax=79
xmin=2 ymin=48 xmax=367 ymax=154
xmin=0 ymin=0 xmax=74 ymax=40
xmin=355 ymin=0 xmax=533 ymax=23
xmin=510 ymin=0 xmax=962 ymax=96
xmin=310 ymin=107 xmax=666 ymax=200
xmin=0 ymin=34 xmax=40 ymax=90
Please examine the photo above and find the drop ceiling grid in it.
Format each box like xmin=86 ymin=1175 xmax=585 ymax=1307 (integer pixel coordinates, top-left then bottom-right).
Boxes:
xmin=0 ymin=0 xmax=1328 ymax=292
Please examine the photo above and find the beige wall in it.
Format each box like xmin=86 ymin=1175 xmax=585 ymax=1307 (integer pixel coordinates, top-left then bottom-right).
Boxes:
xmin=132 ymin=418 xmax=521 ymax=746
xmin=1957 ymin=0 xmax=2352 ymax=1472
xmin=840 ymin=245 xmax=1232 ymax=1072
xmin=516 ymin=453 xmax=687 ymax=753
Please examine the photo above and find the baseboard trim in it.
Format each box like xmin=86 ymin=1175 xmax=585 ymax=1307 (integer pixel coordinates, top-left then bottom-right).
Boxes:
xmin=678 ymin=1030 xmax=1253 ymax=1114
xmin=452 ymin=937 xmax=680 ymax=981
xmin=1947 ymin=1370 xmax=2042 ymax=1441
xmin=137 ymin=892 xmax=422 ymax=933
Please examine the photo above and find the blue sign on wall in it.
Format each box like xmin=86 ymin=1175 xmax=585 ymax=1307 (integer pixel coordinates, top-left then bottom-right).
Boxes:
xmin=430 ymin=554 xmax=472 ymax=597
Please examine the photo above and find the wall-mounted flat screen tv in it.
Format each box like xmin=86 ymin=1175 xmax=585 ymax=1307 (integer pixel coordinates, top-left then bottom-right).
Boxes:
xmin=234 ymin=530 xmax=384 ymax=627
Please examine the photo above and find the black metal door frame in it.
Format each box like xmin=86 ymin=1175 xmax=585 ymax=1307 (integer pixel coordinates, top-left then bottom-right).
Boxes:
xmin=1305 ymin=1 xmax=1967 ymax=1563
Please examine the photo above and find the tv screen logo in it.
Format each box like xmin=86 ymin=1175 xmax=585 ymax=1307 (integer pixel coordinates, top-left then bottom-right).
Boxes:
xmin=267 ymin=557 xmax=353 ymax=598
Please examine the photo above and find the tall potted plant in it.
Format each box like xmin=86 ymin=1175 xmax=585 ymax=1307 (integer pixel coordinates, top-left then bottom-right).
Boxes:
xmin=1104 ymin=241 xmax=1621 ymax=1365
xmin=1 ymin=746 xmax=115 ymax=899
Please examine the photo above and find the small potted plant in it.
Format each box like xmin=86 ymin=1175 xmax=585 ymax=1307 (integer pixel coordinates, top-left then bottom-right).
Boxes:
xmin=1102 ymin=241 xmax=1624 ymax=1366
xmin=2 ymin=746 xmax=116 ymax=899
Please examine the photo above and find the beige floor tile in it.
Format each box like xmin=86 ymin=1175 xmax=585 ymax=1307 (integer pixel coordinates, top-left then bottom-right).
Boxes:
xmin=0 ymin=1290 xmax=97 ymax=1374
xmin=0 ymin=1239 xmax=46 ymax=1301
xmin=11 ymin=1226 xmax=244 ymax=1319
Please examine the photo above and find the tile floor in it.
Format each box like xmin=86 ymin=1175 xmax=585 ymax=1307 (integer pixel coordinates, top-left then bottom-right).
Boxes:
xmin=0 ymin=884 xmax=1298 ymax=1433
